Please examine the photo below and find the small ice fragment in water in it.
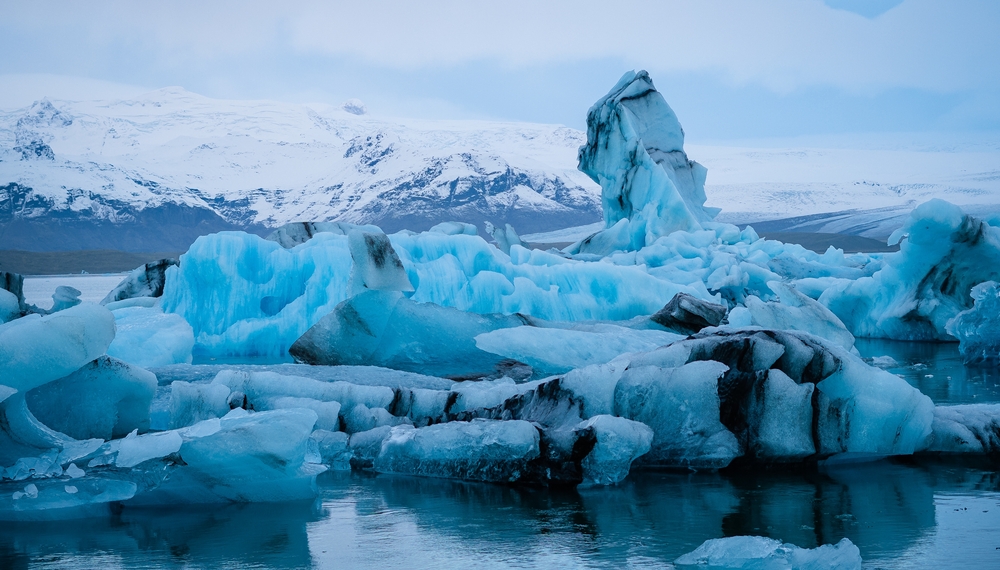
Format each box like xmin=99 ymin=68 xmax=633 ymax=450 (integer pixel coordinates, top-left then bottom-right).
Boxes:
xmin=870 ymin=355 xmax=898 ymax=368
xmin=675 ymin=536 xmax=862 ymax=569
xmin=64 ymin=485 xmax=78 ymax=494
xmin=65 ymin=463 xmax=85 ymax=478
xmin=23 ymin=484 xmax=38 ymax=499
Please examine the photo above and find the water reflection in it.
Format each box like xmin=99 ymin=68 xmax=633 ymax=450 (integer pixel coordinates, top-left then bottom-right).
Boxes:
xmin=0 ymin=501 xmax=320 ymax=569
xmin=306 ymin=462 xmax=1000 ymax=569
xmin=856 ymin=339 xmax=1000 ymax=404
xmin=1 ymin=462 xmax=997 ymax=569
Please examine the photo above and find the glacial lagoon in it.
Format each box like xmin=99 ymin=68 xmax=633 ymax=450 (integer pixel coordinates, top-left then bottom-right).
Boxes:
xmin=2 ymin=338 xmax=998 ymax=570
xmin=5 ymin=69 xmax=1000 ymax=569
xmin=2 ymin=453 xmax=997 ymax=568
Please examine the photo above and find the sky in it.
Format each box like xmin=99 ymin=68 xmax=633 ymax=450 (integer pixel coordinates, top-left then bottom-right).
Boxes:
xmin=1 ymin=0 xmax=998 ymax=141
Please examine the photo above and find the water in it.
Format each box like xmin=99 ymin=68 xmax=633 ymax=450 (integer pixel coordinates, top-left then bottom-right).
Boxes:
xmin=856 ymin=339 xmax=1000 ymax=404
xmin=21 ymin=274 xmax=126 ymax=310
xmin=3 ymin=464 xmax=998 ymax=569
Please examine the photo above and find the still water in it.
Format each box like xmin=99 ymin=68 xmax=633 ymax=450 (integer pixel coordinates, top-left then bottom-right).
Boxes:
xmin=3 ymin=466 xmax=998 ymax=569
xmin=2 ymin=341 xmax=999 ymax=569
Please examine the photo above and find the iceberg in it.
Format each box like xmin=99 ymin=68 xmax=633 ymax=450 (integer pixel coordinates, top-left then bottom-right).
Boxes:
xmin=675 ymin=536 xmax=862 ymax=569
xmin=161 ymin=231 xmax=353 ymax=359
xmin=9 ymin=67 xmax=1000 ymax=522
xmin=124 ymin=409 xmax=324 ymax=505
xmin=100 ymin=258 xmax=179 ymax=305
xmin=680 ymin=329 xmax=933 ymax=461
xmin=346 ymin=229 xmax=414 ymax=294
xmin=372 ymin=419 xmax=540 ymax=483
xmin=0 ymin=408 xmax=325 ymax=519
xmin=106 ymin=300 xmax=195 ymax=367
xmin=309 ymin=429 xmax=352 ymax=469
xmin=265 ymin=221 xmax=383 ymax=249
xmin=428 ymin=221 xmax=479 ymax=236
xmin=49 ymin=285 xmax=82 ymax=313
xmin=484 ymin=221 xmax=526 ymax=255
xmin=169 ymin=381 xmax=232 ymax=429
xmin=550 ymin=328 xmax=934 ymax=468
xmin=0 ymin=270 xmax=27 ymax=318
xmin=926 ymin=404 xmax=1000 ymax=454
xmin=571 ymin=70 xmax=717 ymax=255
xmin=25 ymin=356 xmax=157 ymax=440
xmin=616 ymin=360 xmax=739 ymax=468
xmin=946 ymin=280 xmax=1000 ymax=365
xmin=820 ymin=200 xmax=1000 ymax=340
xmin=0 ymin=286 xmax=19 ymax=323
xmin=576 ymin=415 xmax=653 ymax=486
xmin=0 ymin=303 xmax=115 ymax=393
xmin=650 ymin=292 xmax=727 ymax=335
xmin=728 ymin=281 xmax=856 ymax=352
xmin=0 ymin=475 xmax=139 ymax=521
xmin=290 ymin=290 xmax=534 ymax=378
xmin=162 ymin=228 xmax=705 ymax=359
xmin=474 ymin=323 xmax=681 ymax=375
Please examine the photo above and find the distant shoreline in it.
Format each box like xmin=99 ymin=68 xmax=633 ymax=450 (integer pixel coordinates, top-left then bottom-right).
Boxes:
xmin=0 ymin=249 xmax=181 ymax=275
xmin=0 ymin=228 xmax=899 ymax=276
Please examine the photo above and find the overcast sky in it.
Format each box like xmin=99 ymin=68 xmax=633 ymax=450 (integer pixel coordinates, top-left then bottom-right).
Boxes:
xmin=1 ymin=0 xmax=997 ymax=140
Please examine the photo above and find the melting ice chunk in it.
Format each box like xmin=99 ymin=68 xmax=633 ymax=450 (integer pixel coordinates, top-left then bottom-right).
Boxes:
xmin=290 ymin=290 xmax=532 ymax=378
xmin=0 ymin=303 xmax=115 ymax=393
xmin=675 ymin=536 xmax=862 ymax=569
xmin=946 ymin=280 xmax=1000 ymax=365
xmin=26 ymin=356 xmax=157 ymax=441
xmin=373 ymin=419 xmax=540 ymax=483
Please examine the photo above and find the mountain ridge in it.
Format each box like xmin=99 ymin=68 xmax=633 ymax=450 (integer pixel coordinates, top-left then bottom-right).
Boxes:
xmin=0 ymin=89 xmax=602 ymax=251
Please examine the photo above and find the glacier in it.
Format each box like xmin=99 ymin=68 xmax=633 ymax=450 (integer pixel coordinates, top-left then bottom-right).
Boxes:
xmin=4 ymin=69 xmax=1000 ymax=525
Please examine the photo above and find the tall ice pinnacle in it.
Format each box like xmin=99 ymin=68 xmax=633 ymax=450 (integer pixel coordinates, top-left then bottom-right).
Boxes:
xmin=572 ymin=70 xmax=718 ymax=255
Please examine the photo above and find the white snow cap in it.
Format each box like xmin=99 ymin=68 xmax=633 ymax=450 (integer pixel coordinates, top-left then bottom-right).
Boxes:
xmin=342 ymin=99 xmax=367 ymax=115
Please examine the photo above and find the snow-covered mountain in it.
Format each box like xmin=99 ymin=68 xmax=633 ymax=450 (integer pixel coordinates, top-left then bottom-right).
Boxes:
xmin=698 ymin=142 xmax=1000 ymax=233
xmin=3 ymin=87 xmax=999 ymax=252
xmin=0 ymin=89 xmax=602 ymax=251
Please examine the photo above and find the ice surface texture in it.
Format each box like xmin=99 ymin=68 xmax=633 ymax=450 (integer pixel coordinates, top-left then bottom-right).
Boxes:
xmin=820 ymin=200 xmax=1000 ymax=340
xmin=474 ymin=322 xmax=681 ymax=375
xmin=946 ymin=280 xmax=1000 ymax=365
xmin=266 ymin=221 xmax=382 ymax=249
xmin=927 ymin=404 xmax=1000 ymax=454
xmin=0 ymin=271 xmax=27 ymax=318
xmin=675 ymin=536 xmax=862 ymax=569
xmin=0 ymin=303 xmax=115 ymax=393
xmin=0 ymin=303 xmax=329 ymax=519
xmin=572 ymin=70 xmax=717 ymax=255
xmin=373 ymin=419 xmax=540 ymax=483
xmin=290 ymin=289 xmax=532 ymax=378
xmin=0 ymin=287 xmax=20 ymax=323
xmin=582 ymin=328 xmax=934 ymax=468
xmin=162 ymin=229 xmax=704 ymax=359
xmin=106 ymin=300 xmax=194 ymax=367
xmin=26 ymin=356 xmax=156 ymax=440
xmin=100 ymin=258 xmax=178 ymax=305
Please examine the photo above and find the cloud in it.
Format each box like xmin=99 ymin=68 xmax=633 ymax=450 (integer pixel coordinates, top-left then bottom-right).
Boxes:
xmin=823 ymin=0 xmax=905 ymax=18
xmin=0 ymin=74 xmax=153 ymax=109
xmin=3 ymin=0 xmax=998 ymax=96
